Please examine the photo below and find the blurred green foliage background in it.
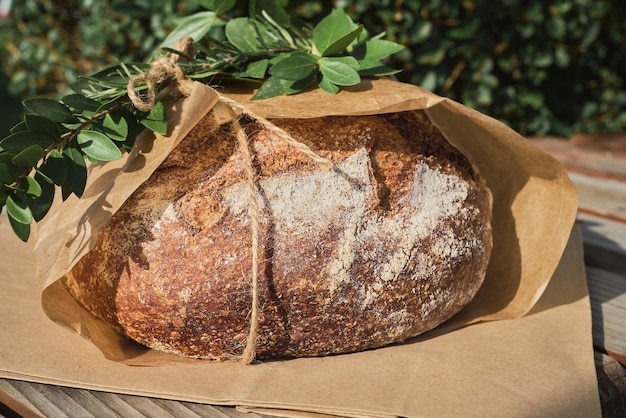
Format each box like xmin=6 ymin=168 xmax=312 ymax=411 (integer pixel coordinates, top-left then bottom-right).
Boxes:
xmin=1 ymin=0 xmax=625 ymax=138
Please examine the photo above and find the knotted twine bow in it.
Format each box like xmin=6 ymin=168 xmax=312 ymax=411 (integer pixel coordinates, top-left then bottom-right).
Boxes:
xmin=127 ymin=38 xmax=334 ymax=364
xmin=126 ymin=37 xmax=195 ymax=112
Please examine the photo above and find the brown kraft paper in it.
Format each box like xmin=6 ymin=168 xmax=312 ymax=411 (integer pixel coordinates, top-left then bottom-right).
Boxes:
xmin=0 ymin=78 xmax=598 ymax=416
xmin=36 ymin=78 xmax=578 ymax=346
xmin=0 ymin=220 xmax=601 ymax=417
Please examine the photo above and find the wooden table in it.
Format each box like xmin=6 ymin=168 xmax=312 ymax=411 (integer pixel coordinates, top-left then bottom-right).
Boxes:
xmin=1 ymin=136 xmax=626 ymax=417
xmin=534 ymin=135 xmax=626 ymax=417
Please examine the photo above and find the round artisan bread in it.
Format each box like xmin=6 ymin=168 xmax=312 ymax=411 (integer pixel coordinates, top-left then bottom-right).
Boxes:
xmin=62 ymin=109 xmax=493 ymax=360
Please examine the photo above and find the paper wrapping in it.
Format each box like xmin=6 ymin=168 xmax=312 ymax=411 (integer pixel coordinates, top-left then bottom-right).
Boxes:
xmin=0 ymin=220 xmax=601 ymax=417
xmin=35 ymin=79 xmax=577 ymax=347
xmin=0 ymin=78 xmax=599 ymax=416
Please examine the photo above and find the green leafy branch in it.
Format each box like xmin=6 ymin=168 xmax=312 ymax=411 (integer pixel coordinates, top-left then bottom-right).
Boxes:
xmin=177 ymin=6 xmax=404 ymax=98
xmin=0 ymin=65 xmax=168 ymax=242
xmin=0 ymin=2 xmax=404 ymax=241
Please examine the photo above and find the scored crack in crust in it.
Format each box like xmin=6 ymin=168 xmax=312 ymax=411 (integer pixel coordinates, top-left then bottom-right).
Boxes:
xmin=62 ymin=110 xmax=493 ymax=360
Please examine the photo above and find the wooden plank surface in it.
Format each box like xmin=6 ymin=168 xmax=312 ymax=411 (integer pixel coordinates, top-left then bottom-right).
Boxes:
xmin=579 ymin=213 xmax=626 ymax=275
xmin=533 ymin=136 xmax=626 ymax=223
xmin=587 ymin=266 xmax=626 ymax=366
xmin=596 ymin=354 xmax=626 ymax=418
xmin=534 ymin=136 xmax=626 ymax=418
xmin=0 ymin=379 xmax=268 ymax=418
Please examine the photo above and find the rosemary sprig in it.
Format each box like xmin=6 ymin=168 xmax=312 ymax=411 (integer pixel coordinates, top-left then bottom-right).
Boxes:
xmin=0 ymin=2 xmax=404 ymax=241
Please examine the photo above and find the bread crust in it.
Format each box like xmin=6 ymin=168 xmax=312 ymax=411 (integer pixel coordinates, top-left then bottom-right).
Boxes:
xmin=62 ymin=110 xmax=492 ymax=360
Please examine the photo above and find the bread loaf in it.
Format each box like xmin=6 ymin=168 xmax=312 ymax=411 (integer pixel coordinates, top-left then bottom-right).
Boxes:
xmin=62 ymin=109 xmax=493 ymax=360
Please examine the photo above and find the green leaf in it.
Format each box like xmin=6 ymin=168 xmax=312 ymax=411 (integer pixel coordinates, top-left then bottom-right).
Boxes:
xmin=11 ymin=144 xmax=44 ymax=172
xmin=238 ymin=59 xmax=270 ymax=79
xmin=213 ymin=0 xmax=236 ymax=15
xmin=322 ymin=56 xmax=359 ymax=70
xmin=312 ymin=8 xmax=358 ymax=56
xmin=77 ymin=131 xmax=123 ymax=162
xmin=101 ymin=113 xmax=129 ymax=142
xmin=23 ymin=98 xmax=79 ymax=124
xmin=534 ymin=51 xmax=553 ymax=68
xmin=72 ymin=64 xmax=149 ymax=93
xmin=61 ymin=181 xmax=73 ymax=201
xmin=254 ymin=19 xmax=290 ymax=50
xmin=318 ymin=58 xmax=361 ymax=86
xmin=0 ymin=163 xmax=18 ymax=185
xmin=225 ymin=18 xmax=265 ymax=53
xmin=140 ymin=101 xmax=168 ymax=135
xmin=357 ymin=62 xmax=401 ymax=77
xmin=35 ymin=170 xmax=53 ymax=185
xmin=321 ymin=25 xmax=363 ymax=57
xmin=285 ymin=72 xmax=316 ymax=94
xmin=31 ymin=173 xmax=55 ymax=222
xmin=39 ymin=149 xmax=68 ymax=186
xmin=110 ymin=3 xmax=150 ymax=17
xmin=546 ymin=16 xmax=566 ymax=39
xmin=96 ymin=97 xmax=126 ymax=113
xmin=0 ymin=153 xmax=14 ymax=163
xmin=411 ymin=21 xmax=433 ymax=43
xmin=447 ymin=20 xmax=479 ymax=40
xmin=353 ymin=39 xmax=405 ymax=62
xmin=554 ymin=46 xmax=570 ymax=68
xmin=581 ymin=21 xmax=601 ymax=48
xmin=416 ymin=43 xmax=448 ymax=65
xmin=22 ymin=176 xmax=42 ymax=198
xmin=8 ymin=214 xmax=30 ymax=242
xmin=6 ymin=194 xmax=32 ymax=224
xmin=0 ymin=131 xmax=55 ymax=153
xmin=161 ymin=11 xmax=217 ymax=49
xmin=187 ymin=69 xmax=220 ymax=80
xmin=317 ymin=75 xmax=340 ymax=94
xmin=121 ymin=116 xmax=141 ymax=151
xmin=24 ymin=114 xmax=61 ymax=139
xmin=10 ymin=121 xmax=28 ymax=134
xmin=62 ymin=94 xmax=100 ymax=112
xmin=252 ymin=76 xmax=288 ymax=99
xmin=269 ymin=53 xmax=318 ymax=81
xmin=62 ymin=147 xmax=87 ymax=198
xmin=261 ymin=10 xmax=294 ymax=46
xmin=269 ymin=53 xmax=291 ymax=65
xmin=249 ymin=69 xmax=316 ymax=99
xmin=251 ymin=0 xmax=290 ymax=24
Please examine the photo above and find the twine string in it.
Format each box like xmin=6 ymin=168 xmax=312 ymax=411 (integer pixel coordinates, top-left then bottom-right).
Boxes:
xmin=219 ymin=96 xmax=334 ymax=364
xmin=126 ymin=51 xmax=335 ymax=364
xmin=217 ymin=94 xmax=334 ymax=172
xmin=127 ymin=36 xmax=195 ymax=112
xmin=227 ymin=107 xmax=262 ymax=365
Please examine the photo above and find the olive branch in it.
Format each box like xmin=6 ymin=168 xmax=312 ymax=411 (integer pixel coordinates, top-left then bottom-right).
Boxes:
xmin=0 ymin=2 xmax=404 ymax=241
